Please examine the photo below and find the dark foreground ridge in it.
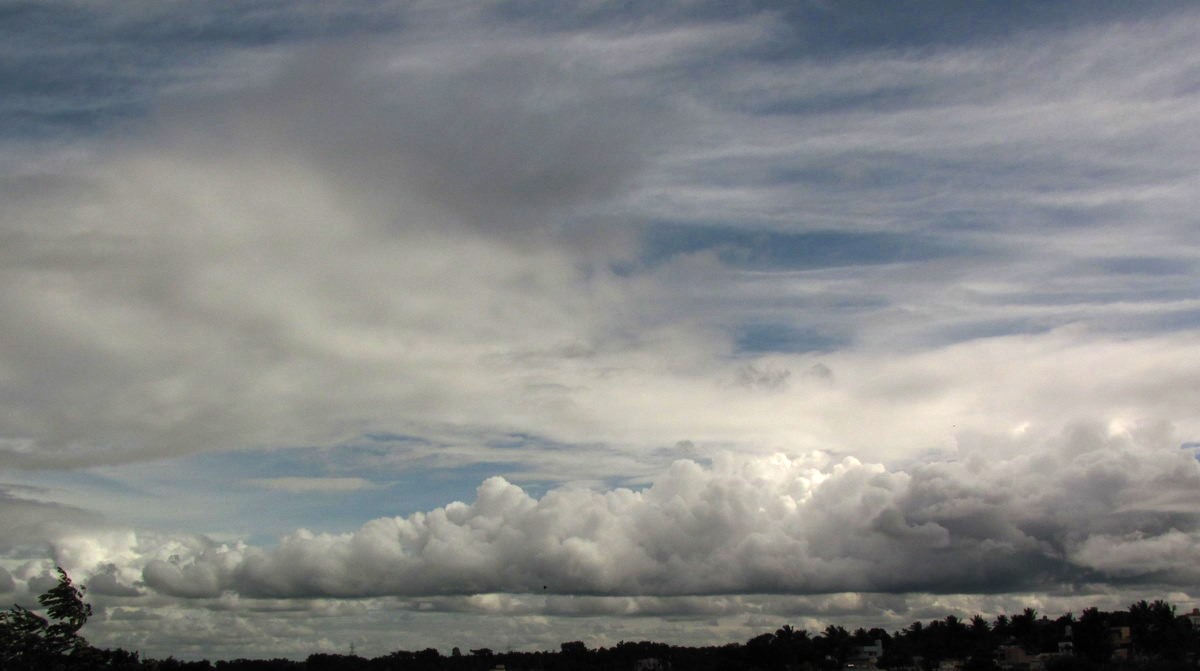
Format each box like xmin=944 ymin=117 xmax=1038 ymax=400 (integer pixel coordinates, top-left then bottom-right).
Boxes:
xmin=4 ymin=570 xmax=1200 ymax=671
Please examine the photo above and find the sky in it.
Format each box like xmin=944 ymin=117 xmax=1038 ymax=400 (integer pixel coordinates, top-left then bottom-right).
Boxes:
xmin=2 ymin=0 xmax=1200 ymax=661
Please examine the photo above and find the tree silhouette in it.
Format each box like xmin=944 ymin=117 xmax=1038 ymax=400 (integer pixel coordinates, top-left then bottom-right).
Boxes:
xmin=774 ymin=625 xmax=812 ymax=668
xmin=1010 ymin=608 xmax=1039 ymax=652
xmin=0 ymin=567 xmax=95 ymax=670
xmin=1073 ymin=607 xmax=1111 ymax=663
xmin=817 ymin=624 xmax=853 ymax=669
xmin=0 ymin=588 xmax=1192 ymax=670
xmin=992 ymin=614 xmax=1011 ymax=641
xmin=1128 ymin=599 xmax=1190 ymax=660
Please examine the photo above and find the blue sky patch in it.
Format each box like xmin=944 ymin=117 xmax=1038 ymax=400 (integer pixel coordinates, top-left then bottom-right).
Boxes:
xmin=734 ymin=322 xmax=844 ymax=354
xmin=641 ymin=223 xmax=960 ymax=271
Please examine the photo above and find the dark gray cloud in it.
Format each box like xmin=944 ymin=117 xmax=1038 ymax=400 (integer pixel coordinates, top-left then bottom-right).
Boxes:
xmin=86 ymin=563 xmax=143 ymax=597
xmin=154 ymin=41 xmax=674 ymax=243
xmin=0 ymin=485 xmax=103 ymax=553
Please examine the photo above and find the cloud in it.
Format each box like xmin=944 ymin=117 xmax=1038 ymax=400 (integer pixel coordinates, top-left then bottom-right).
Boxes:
xmin=0 ymin=35 xmax=684 ymax=469
xmin=1070 ymin=530 xmax=1200 ymax=582
xmin=5 ymin=3 xmax=1200 ymax=658
xmin=33 ymin=423 xmax=1193 ymax=657
xmin=0 ymin=485 xmax=104 ymax=553
xmin=121 ymin=425 xmax=1199 ymax=600
xmin=4 ymin=7 xmax=1200 ymax=478
xmin=244 ymin=477 xmax=376 ymax=493
xmin=86 ymin=562 xmax=143 ymax=597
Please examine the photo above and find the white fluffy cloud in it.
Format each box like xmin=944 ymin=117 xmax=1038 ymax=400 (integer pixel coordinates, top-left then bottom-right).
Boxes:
xmin=81 ymin=426 xmax=1188 ymax=601
xmin=0 ymin=427 xmax=1189 ymax=658
xmin=3 ymin=424 xmax=1187 ymax=656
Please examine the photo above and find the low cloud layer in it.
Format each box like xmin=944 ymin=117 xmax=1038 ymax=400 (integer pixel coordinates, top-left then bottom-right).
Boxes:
xmin=5 ymin=427 xmax=1197 ymax=657
xmin=101 ymin=425 xmax=1194 ymax=600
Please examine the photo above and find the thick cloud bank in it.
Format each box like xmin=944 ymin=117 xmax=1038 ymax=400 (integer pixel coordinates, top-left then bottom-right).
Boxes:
xmin=0 ymin=49 xmax=638 ymax=467
xmin=4 ymin=11 xmax=1200 ymax=476
xmin=135 ymin=424 xmax=1200 ymax=599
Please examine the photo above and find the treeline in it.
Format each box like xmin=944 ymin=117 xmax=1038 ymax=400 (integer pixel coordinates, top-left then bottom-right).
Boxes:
xmin=4 ymin=569 xmax=1200 ymax=671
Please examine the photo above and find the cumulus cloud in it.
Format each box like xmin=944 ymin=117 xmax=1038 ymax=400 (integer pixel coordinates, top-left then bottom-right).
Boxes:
xmin=120 ymin=425 xmax=1200 ymax=600
xmin=86 ymin=562 xmax=143 ymax=597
